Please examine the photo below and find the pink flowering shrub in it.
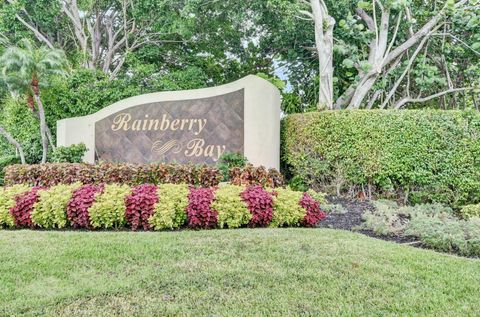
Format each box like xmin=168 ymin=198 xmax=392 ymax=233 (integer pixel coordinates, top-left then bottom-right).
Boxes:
xmin=187 ymin=187 xmax=217 ymax=229
xmin=10 ymin=187 xmax=44 ymax=228
xmin=125 ymin=184 xmax=159 ymax=230
xmin=300 ymin=192 xmax=326 ymax=227
xmin=241 ymin=185 xmax=274 ymax=227
xmin=67 ymin=184 xmax=104 ymax=229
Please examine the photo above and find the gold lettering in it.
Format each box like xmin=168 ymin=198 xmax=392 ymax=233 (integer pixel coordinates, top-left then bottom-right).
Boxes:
xmin=180 ymin=119 xmax=188 ymax=130
xmin=131 ymin=119 xmax=142 ymax=131
xmin=185 ymin=139 xmax=205 ymax=157
xmin=111 ymin=113 xmax=131 ymax=131
xmin=188 ymin=119 xmax=197 ymax=131
xmin=148 ymin=119 xmax=159 ymax=130
xmin=205 ymin=144 xmax=214 ymax=157
xmin=196 ymin=119 xmax=207 ymax=135
xmin=171 ymin=119 xmax=180 ymax=130
xmin=214 ymin=145 xmax=226 ymax=162
xmin=160 ymin=114 xmax=170 ymax=131
xmin=142 ymin=115 xmax=149 ymax=130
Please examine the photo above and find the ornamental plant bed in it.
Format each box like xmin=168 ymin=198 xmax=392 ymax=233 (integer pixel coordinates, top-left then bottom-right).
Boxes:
xmin=0 ymin=184 xmax=325 ymax=231
xmin=3 ymin=162 xmax=284 ymax=188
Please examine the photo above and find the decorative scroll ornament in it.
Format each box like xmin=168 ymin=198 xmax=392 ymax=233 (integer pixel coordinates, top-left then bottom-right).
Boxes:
xmin=151 ymin=140 xmax=183 ymax=155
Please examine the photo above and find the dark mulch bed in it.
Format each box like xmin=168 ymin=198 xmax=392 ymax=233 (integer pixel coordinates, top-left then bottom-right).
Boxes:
xmin=317 ymin=196 xmax=420 ymax=245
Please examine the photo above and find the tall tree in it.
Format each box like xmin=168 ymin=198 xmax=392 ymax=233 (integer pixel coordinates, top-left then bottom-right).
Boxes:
xmin=0 ymin=39 xmax=67 ymax=163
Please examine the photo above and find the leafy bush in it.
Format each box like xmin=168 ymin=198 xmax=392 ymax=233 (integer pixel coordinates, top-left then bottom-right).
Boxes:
xmin=31 ymin=183 xmax=81 ymax=228
xmin=459 ymin=204 xmax=480 ymax=219
xmin=125 ymin=184 xmax=158 ymax=230
xmin=4 ymin=163 xmax=223 ymax=187
xmin=230 ymin=164 xmax=284 ymax=188
xmin=270 ymin=188 xmax=305 ymax=227
xmin=10 ymin=187 xmax=44 ymax=228
xmin=49 ymin=143 xmax=87 ymax=163
xmin=67 ymin=184 xmax=104 ymax=229
xmin=283 ymin=110 xmax=480 ymax=206
xmin=187 ymin=187 xmax=218 ymax=229
xmin=0 ymin=155 xmax=20 ymax=186
xmin=88 ymin=184 xmax=131 ymax=229
xmin=217 ymin=152 xmax=248 ymax=181
xmin=241 ymin=185 xmax=274 ymax=227
xmin=299 ymin=193 xmax=326 ymax=227
xmin=149 ymin=184 xmax=189 ymax=230
xmin=306 ymin=189 xmax=327 ymax=205
xmin=212 ymin=184 xmax=251 ymax=229
xmin=0 ymin=184 xmax=30 ymax=227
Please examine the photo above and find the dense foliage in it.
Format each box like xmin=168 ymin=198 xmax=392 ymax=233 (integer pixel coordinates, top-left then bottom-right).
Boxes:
xmin=186 ymin=187 xmax=218 ymax=229
xmin=88 ymin=184 xmax=131 ymax=229
xmin=4 ymin=163 xmax=284 ymax=190
xmin=31 ymin=183 xmax=81 ymax=229
xmin=67 ymin=184 xmax=104 ymax=229
xmin=125 ymin=184 xmax=159 ymax=231
xmin=0 ymin=184 xmax=29 ymax=227
xmin=459 ymin=204 xmax=480 ymax=219
xmin=4 ymin=163 xmax=223 ymax=187
xmin=283 ymin=110 xmax=480 ymax=206
xmin=9 ymin=187 xmax=43 ymax=228
xmin=241 ymin=185 xmax=274 ymax=227
xmin=212 ymin=184 xmax=251 ymax=229
xmin=229 ymin=164 xmax=284 ymax=188
xmin=217 ymin=152 xmax=248 ymax=181
xmin=49 ymin=143 xmax=87 ymax=163
xmin=0 ymin=184 xmax=326 ymax=230
xmin=149 ymin=184 xmax=189 ymax=230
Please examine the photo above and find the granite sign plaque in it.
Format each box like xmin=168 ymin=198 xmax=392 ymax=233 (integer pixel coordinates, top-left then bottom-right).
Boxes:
xmin=57 ymin=75 xmax=281 ymax=169
xmin=94 ymin=90 xmax=244 ymax=164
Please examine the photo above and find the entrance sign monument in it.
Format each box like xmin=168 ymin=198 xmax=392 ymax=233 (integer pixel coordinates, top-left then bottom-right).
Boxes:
xmin=57 ymin=75 xmax=281 ymax=169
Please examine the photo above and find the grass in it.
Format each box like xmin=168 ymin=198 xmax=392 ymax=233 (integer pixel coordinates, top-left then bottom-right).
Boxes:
xmin=0 ymin=229 xmax=479 ymax=316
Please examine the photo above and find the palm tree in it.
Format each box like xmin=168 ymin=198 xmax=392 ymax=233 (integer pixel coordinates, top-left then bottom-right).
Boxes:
xmin=0 ymin=39 xmax=67 ymax=163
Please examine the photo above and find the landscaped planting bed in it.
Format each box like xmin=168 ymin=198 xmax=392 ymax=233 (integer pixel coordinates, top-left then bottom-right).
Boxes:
xmin=0 ymin=184 xmax=325 ymax=230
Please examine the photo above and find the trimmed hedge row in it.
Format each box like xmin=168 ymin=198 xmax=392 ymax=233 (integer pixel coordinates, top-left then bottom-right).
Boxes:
xmin=0 ymin=184 xmax=325 ymax=230
xmin=3 ymin=163 xmax=284 ymax=188
xmin=283 ymin=110 xmax=480 ymax=206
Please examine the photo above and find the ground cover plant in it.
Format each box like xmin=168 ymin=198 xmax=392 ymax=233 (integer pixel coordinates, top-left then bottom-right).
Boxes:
xmin=360 ymin=200 xmax=480 ymax=257
xmin=1 ymin=229 xmax=479 ymax=316
xmin=0 ymin=184 xmax=325 ymax=230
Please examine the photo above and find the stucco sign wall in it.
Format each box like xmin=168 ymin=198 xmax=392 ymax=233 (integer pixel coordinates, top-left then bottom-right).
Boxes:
xmin=57 ymin=75 xmax=280 ymax=169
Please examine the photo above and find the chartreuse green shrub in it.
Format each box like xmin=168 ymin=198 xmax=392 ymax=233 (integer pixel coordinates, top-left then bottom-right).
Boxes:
xmin=283 ymin=110 xmax=480 ymax=206
xmin=149 ymin=184 xmax=189 ymax=230
xmin=459 ymin=204 xmax=480 ymax=219
xmin=270 ymin=188 xmax=305 ymax=227
xmin=88 ymin=184 xmax=131 ymax=229
xmin=31 ymin=183 xmax=82 ymax=229
xmin=0 ymin=184 xmax=30 ymax=227
xmin=212 ymin=184 xmax=251 ymax=229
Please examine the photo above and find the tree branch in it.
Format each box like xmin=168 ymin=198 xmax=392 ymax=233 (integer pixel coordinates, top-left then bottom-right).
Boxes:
xmin=394 ymin=87 xmax=472 ymax=109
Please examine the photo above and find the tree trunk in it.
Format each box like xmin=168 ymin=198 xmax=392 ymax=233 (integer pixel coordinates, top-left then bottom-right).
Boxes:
xmin=310 ymin=0 xmax=335 ymax=110
xmin=33 ymin=110 xmax=56 ymax=151
xmin=33 ymin=94 xmax=49 ymax=163
xmin=0 ymin=125 xmax=26 ymax=164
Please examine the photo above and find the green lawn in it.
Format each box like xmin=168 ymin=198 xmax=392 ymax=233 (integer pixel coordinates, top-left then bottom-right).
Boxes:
xmin=0 ymin=229 xmax=479 ymax=316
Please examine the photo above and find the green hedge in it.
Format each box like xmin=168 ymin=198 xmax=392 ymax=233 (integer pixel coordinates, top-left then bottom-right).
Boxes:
xmin=282 ymin=110 xmax=480 ymax=206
